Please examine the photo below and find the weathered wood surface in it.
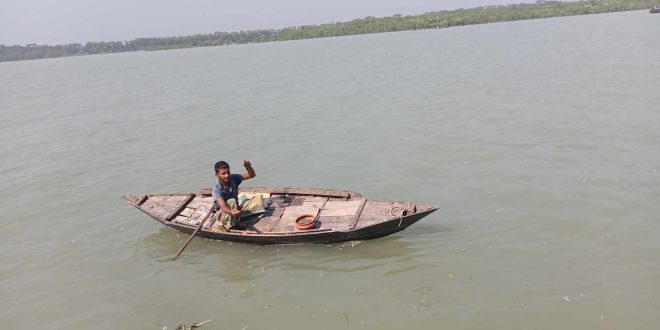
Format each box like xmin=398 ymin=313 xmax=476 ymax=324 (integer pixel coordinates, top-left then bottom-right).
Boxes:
xmin=124 ymin=187 xmax=439 ymax=244
xmin=139 ymin=195 xmax=189 ymax=221
xmin=137 ymin=195 xmax=148 ymax=206
xmin=143 ymin=194 xmax=401 ymax=232
xmin=245 ymin=228 xmax=333 ymax=235
xmin=283 ymin=188 xmax=350 ymax=199
xmin=317 ymin=215 xmax=354 ymax=231
xmin=320 ymin=200 xmax=362 ymax=216
xmin=257 ymin=195 xmax=293 ymax=232
xmin=252 ymin=208 xmax=284 ymax=232
xmin=349 ymin=198 xmax=368 ymax=230
xmin=290 ymin=195 xmax=327 ymax=207
xmin=179 ymin=207 xmax=193 ymax=218
xmin=174 ymin=215 xmax=195 ymax=226
xmin=198 ymin=187 xmax=357 ymax=199
xmin=268 ymin=196 xmax=326 ymax=232
xmin=166 ymin=194 xmax=196 ymax=221
xmin=273 ymin=205 xmax=321 ymax=232
xmin=187 ymin=197 xmax=214 ymax=211
xmin=165 ymin=195 xmax=218 ymax=227
xmin=122 ymin=195 xmax=142 ymax=205
xmin=351 ymin=200 xmax=410 ymax=229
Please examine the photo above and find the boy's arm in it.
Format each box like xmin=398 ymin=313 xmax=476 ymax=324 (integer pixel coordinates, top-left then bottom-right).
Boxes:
xmin=241 ymin=160 xmax=256 ymax=180
xmin=216 ymin=198 xmax=241 ymax=216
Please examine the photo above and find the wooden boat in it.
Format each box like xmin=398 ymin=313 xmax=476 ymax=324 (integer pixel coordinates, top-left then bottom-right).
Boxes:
xmin=122 ymin=187 xmax=439 ymax=244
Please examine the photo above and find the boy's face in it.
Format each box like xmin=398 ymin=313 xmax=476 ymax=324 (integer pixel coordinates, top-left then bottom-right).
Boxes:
xmin=216 ymin=167 xmax=231 ymax=184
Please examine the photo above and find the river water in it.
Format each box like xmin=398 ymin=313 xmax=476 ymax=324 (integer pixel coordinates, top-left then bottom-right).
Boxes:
xmin=1 ymin=10 xmax=659 ymax=329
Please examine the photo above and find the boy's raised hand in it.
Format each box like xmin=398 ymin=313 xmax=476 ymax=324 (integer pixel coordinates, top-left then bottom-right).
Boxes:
xmin=242 ymin=160 xmax=256 ymax=180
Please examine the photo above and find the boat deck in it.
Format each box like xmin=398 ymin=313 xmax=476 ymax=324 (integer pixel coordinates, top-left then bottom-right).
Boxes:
xmin=136 ymin=191 xmax=416 ymax=233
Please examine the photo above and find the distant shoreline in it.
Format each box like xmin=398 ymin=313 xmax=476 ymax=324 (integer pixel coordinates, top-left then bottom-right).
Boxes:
xmin=1 ymin=0 xmax=656 ymax=62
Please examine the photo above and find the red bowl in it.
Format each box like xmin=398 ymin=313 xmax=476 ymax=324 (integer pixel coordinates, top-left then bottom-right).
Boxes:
xmin=295 ymin=214 xmax=317 ymax=230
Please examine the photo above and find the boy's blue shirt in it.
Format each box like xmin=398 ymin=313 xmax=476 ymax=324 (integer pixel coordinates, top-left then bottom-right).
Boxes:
xmin=212 ymin=174 xmax=243 ymax=202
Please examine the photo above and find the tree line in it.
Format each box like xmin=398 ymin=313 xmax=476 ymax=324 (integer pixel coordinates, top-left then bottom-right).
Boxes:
xmin=1 ymin=0 xmax=656 ymax=62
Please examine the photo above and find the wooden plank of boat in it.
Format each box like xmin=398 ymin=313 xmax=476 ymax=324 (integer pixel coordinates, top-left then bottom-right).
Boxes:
xmin=243 ymin=228 xmax=333 ymax=235
xmin=284 ymin=188 xmax=350 ymax=199
xmin=198 ymin=187 xmax=356 ymax=199
xmin=319 ymin=199 xmax=362 ymax=216
xmin=137 ymin=195 xmax=148 ymax=206
xmin=349 ymin=198 xmax=368 ymax=230
xmin=139 ymin=196 xmax=186 ymax=221
xmin=165 ymin=193 xmax=196 ymax=221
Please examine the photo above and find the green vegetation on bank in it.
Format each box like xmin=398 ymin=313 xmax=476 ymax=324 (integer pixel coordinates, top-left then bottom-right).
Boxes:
xmin=1 ymin=0 xmax=656 ymax=62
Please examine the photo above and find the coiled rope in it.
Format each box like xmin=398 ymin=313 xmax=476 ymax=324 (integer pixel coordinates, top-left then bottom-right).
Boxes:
xmin=384 ymin=202 xmax=415 ymax=227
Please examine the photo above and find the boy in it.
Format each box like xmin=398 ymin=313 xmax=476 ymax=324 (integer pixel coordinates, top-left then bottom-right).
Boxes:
xmin=212 ymin=160 xmax=258 ymax=230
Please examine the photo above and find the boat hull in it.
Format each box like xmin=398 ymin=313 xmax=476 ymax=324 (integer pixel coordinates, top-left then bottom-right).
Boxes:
xmin=124 ymin=187 xmax=439 ymax=245
xmin=139 ymin=206 xmax=437 ymax=244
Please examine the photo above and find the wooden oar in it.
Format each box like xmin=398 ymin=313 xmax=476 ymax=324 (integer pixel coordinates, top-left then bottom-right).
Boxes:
xmin=171 ymin=207 xmax=214 ymax=261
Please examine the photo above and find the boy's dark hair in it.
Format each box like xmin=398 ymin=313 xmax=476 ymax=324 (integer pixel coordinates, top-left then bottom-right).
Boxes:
xmin=214 ymin=161 xmax=230 ymax=173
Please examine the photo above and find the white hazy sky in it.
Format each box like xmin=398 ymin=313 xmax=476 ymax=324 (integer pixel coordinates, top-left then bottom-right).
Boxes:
xmin=0 ymin=0 xmax=526 ymax=45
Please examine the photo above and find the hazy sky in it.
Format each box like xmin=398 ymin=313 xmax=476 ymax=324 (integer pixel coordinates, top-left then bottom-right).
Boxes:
xmin=1 ymin=0 xmax=523 ymax=45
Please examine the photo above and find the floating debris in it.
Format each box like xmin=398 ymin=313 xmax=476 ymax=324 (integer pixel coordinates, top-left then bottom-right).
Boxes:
xmin=342 ymin=312 xmax=350 ymax=327
xmin=174 ymin=319 xmax=212 ymax=330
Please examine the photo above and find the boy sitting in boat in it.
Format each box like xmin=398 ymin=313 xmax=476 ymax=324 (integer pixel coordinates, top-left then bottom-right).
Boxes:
xmin=211 ymin=160 xmax=264 ymax=231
